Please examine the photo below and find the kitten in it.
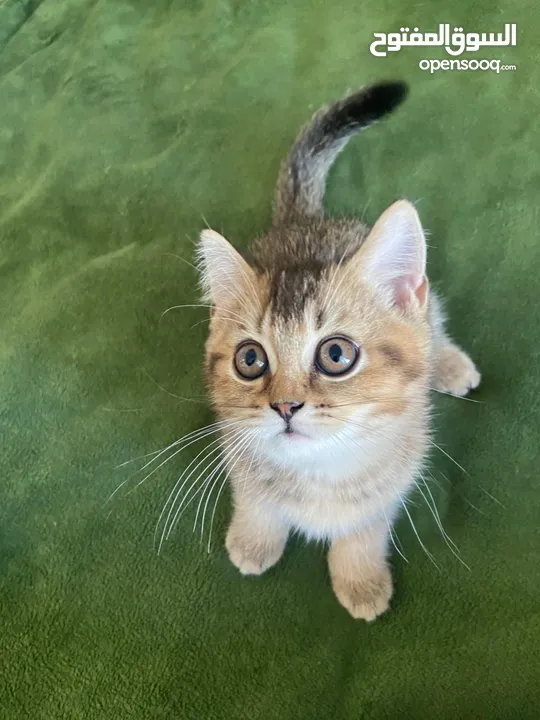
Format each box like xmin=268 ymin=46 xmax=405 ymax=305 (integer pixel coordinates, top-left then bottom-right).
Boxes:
xmin=197 ymin=81 xmax=480 ymax=620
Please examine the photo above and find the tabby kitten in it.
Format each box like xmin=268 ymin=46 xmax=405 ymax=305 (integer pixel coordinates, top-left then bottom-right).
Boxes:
xmin=197 ymin=82 xmax=480 ymax=620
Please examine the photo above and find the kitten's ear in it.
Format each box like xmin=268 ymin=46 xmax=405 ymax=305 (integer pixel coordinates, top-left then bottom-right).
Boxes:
xmin=197 ymin=229 xmax=255 ymax=306
xmin=359 ymin=200 xmax=428 ymax=310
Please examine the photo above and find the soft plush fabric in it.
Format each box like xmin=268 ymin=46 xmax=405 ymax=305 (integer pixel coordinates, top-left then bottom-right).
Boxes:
xmin=1 ymin=1 xmax=537 ymax=717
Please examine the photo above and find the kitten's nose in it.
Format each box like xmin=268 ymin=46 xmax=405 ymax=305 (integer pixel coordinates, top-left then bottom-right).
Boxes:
xmin=270 ymin=401 xmax=304 ymax=422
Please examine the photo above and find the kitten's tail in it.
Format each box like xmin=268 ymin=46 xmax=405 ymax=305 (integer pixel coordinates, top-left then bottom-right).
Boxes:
xmin=272 ymin=81 xmax=409 ymax=226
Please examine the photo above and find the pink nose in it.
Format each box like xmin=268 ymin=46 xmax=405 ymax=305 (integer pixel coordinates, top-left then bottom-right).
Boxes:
xmin=270 ymin=401 xmax=304 ymax=422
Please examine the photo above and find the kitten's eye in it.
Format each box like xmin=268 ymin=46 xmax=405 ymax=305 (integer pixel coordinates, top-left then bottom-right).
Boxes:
xmin=316 ymin=335 xmax=359 ymax=376
xmin=234 ymin=341 xmax=268 ymax=380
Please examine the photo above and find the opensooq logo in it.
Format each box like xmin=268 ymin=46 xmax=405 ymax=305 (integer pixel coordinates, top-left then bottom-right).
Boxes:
xmin=370 ymin=23 xmax=517 ymax=57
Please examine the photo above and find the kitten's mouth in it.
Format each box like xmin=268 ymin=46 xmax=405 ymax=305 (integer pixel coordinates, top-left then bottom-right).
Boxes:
xmin=281 ymin=427 xmax=310 ymax=440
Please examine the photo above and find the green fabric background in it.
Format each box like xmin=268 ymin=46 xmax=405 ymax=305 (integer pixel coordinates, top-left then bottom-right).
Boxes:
xmin=1 ymin=1 xmax=538 ymax=718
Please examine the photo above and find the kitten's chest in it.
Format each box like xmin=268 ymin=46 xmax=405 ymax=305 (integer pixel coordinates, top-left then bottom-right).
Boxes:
xmin=269 ymin=473 xmax=386 ymax=540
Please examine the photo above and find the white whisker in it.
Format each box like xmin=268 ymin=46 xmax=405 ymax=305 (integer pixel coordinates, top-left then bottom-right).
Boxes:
xmin=418 ymin=474 xmax=460 ymax=553
xmin=169 ymin=455 xmax=228 ymax=541
xmin=428 ymin=386 xmax=485 ymax=403
xmin=388 ymin=523 xmax=409 ymax=563
xmin=205 ymin=430 xmax=257 ymax=553
xmin=156 ymin=425 xmax=245 ymax=551
xmin=162 ymin=253 xmax=198 ymax=273
xmin=166 ymin=429 xmax=253 ymax=542
xmin=131 ymin=421 xmax=240 ymax=498
xmin=384 ymin=512 xmax=409 ymax=564
xmin=107 ymin=422 xmax=235 ymax=506
xmin=415 ymin=475 xmax=470 ymax=571
xmin=159 ymin=304 xmax=245 ymax=323
xmin=399 ymin=496 xmax=440 ymax=571
xmin=193 ymin=458 xmax=228 ymax=533
xmin=115 ymin=437 xmax=183 ymax=471
xmin=193 ymin=429 xmax=256 ymax=540
xmin=189 ymin=316 xmax=245 ymax=330
xmin=428 ymin=440 xmax=470 ymax=477
xmin=142 ymin=368 xmax=207 ymax=404
xmin=479 ymin=487 xmax=506 ymax=508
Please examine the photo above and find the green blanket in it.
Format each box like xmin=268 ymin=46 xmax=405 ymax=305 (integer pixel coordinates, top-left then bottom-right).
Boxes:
xmin=1 ymin=1 xmax=538 ymax=717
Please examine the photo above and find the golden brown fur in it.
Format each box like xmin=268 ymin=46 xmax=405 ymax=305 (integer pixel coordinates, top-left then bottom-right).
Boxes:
xmin=197 ymin=84 xmax=480 ymax=619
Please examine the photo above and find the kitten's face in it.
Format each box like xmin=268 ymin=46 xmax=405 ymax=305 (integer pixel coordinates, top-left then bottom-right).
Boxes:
xmin=199 ymin=202 xmax=432 ymax=474
xmin=204 ymin=267 xmax=431 ymax=472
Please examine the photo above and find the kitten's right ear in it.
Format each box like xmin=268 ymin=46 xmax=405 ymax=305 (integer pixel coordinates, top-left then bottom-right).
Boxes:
xmin=358 ymin=200 xmax=428 ymax=311
xmin=197 ymin=229 xmax=255 ymax=307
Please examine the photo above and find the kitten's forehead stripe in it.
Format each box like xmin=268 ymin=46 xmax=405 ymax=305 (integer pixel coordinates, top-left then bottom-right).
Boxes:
xmin=270 ymin=267 xmax=321 ymax=321
xmin=249 ymin=220 xmax=368 ymax=325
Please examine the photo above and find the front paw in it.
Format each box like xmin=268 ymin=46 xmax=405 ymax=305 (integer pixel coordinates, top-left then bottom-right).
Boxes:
xmin=331 ymin=565 xmax=393 ymax=621
xmin=433 ymin=345 xmax=481 ymax=397
xmin=226 ymin=526 xmax=285 ymax=576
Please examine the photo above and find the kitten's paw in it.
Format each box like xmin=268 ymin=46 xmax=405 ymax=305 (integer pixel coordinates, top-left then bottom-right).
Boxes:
xmin=226 ymin=528 xmax=285 ymax=576
xmin=331 ymin=565 xmax=393 ymax=621
xmin=433 ymin=345 xmax=481 ymax=397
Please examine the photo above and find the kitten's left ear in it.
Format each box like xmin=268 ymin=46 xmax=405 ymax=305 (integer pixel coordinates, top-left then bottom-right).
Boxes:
xmin=197 ymin=229 xmax=256 ymax=307
xmin=359 ymin=200 xmax=428 ymax=311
